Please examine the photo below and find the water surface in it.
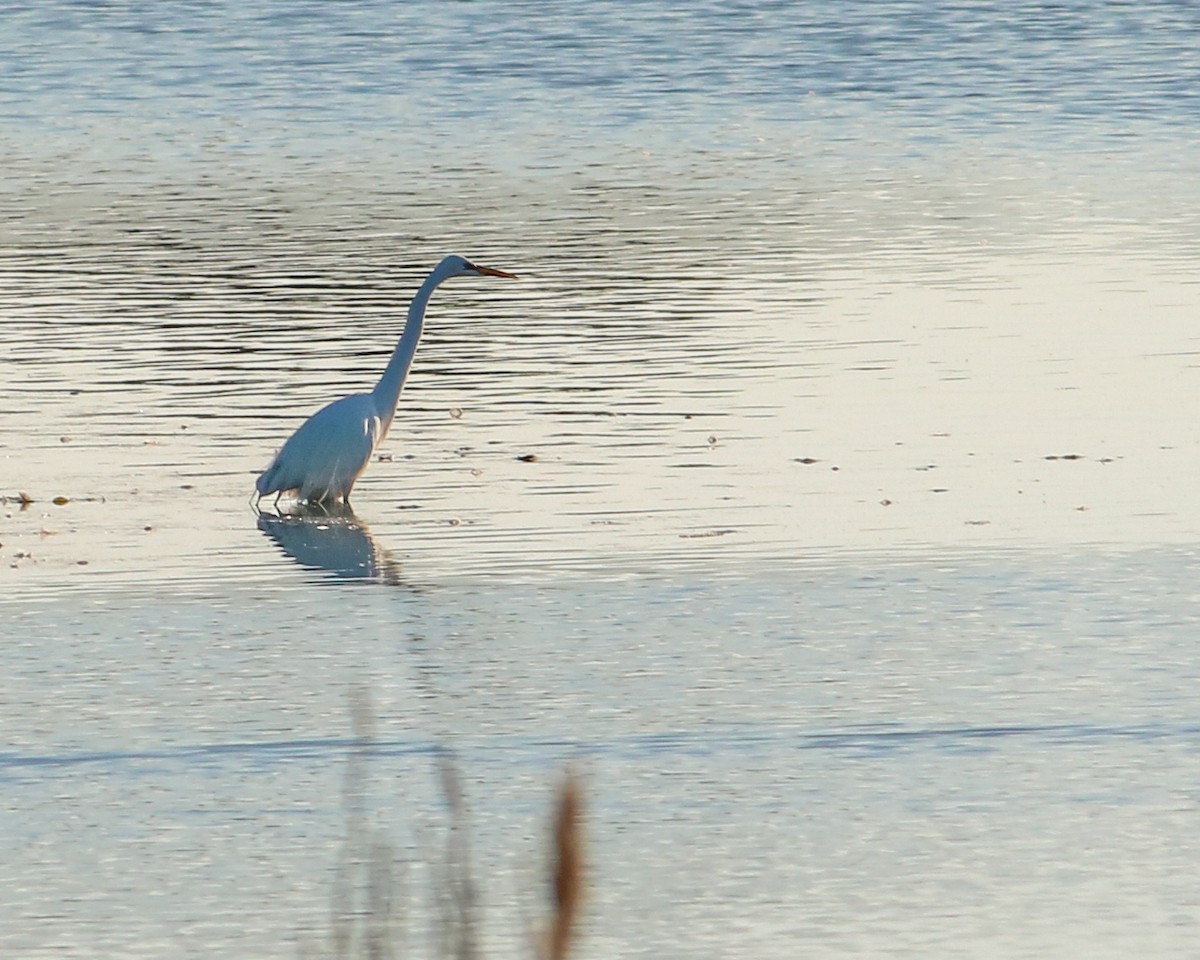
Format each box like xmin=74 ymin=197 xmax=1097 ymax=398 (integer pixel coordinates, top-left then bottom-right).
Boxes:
xmin=3 ymin=3 xmax=1200 ymax=958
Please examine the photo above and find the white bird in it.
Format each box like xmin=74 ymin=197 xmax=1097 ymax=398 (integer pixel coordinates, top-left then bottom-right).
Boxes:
xmin=254 ymin=254 xmax=518 ymax=506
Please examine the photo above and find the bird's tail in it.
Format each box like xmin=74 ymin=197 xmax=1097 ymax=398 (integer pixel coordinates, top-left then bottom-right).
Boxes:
xmin=255 ymin=461 xmax=280 ymax=495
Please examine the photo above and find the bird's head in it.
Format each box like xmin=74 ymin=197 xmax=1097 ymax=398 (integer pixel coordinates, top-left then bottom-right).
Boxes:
xmin=442 ymin=254 xmax=519 ymax=280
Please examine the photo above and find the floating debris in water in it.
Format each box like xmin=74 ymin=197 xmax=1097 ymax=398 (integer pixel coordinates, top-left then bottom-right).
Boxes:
xmin=52 ymin=496 xmax=69 ymax=506
xmin=517 ymin=453 xmax=538 ymax=462
xmin=449 ymin=407 xmax=464 ymax=419
xmin=679 ymin=528 xmax=736 ymax=539
xmin=1044 ymin=454 xmax=1084 ymax=460
xmin=794 ymin=457 xmax=820 ymax=464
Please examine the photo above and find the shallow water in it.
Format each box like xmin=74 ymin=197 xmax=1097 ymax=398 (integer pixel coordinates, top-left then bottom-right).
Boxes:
xmin=3 ymin=2 xmax=1200 ymax=958
xmin=6 ymin=554 xmax=1200 ymax=958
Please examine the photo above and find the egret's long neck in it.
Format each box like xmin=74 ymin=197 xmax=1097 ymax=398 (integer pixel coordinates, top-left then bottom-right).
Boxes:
xmin=371 ymin=264 xmax=454 ymax=427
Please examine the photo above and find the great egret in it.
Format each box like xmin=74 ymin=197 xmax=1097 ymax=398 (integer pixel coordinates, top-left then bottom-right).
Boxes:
xmin=254 ymin=254 xmax=518 ymax=506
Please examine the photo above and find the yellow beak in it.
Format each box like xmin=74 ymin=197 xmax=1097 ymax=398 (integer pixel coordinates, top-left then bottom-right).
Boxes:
xmin=468 ymin=262 xmax=519 ymax=279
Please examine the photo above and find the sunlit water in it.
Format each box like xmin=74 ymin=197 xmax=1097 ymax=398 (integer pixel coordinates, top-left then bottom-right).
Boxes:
xmin=3 ymin=3 xmax=1200 ymax=958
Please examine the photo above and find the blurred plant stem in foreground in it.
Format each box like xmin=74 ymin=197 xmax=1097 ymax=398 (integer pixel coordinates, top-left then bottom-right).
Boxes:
xmin=300 ymin=689 xmax=585 ymax=960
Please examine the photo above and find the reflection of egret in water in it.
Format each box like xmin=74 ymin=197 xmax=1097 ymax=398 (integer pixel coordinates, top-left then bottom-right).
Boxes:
xmin=256 ymin=502 xmax=402 ymax=583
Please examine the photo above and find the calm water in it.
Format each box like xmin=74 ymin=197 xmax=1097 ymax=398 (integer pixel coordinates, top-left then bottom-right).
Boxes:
xmin=3 ymin=2 xmax=1200 ymax=957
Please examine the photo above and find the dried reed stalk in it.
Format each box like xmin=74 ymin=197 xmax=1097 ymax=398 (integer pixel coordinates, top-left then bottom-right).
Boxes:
xmin=541 ymin=770 xmax=584 ymax=960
